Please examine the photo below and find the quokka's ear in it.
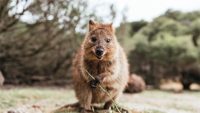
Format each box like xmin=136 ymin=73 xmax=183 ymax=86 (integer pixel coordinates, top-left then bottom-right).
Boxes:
xmin=89 ymin=20 xmax=95 ymax=25
xmin=108 ymin=23 xmax=115 ymax=33
xmin=89 ymin=19 xmax=97 ymax=31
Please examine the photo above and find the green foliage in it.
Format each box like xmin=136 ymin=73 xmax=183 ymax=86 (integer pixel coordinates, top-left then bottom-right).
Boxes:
xmin=134 ymin=35 xmax=198 ymax=63
xmin=124 ymin=10 xmax=200 ymax=86
xmin=129 ymin=20 xmax=148 ymax=36
xmin=129 ymin=35 xmax=200 ymax=85
xmin=191 ymin=19 xmax=200 ymax=31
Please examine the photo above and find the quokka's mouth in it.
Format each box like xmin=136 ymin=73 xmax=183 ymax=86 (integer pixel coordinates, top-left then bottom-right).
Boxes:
xmin=95 ymin=55 xmax=103 ymax=60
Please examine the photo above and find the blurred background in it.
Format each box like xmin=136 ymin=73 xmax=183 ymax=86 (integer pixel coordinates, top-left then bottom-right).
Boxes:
xmin=0 ymin=0 xmax=200 ymax=90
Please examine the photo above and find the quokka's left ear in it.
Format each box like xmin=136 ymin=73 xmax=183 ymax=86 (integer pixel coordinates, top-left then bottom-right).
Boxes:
xmin=108 ymin=23 xmax=115 ymax=33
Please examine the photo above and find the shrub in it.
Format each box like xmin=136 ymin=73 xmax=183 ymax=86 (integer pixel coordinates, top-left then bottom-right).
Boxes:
xmin=129 ymin=35 xmax=200 ymax=86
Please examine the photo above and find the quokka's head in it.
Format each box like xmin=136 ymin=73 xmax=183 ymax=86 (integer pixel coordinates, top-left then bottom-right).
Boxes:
xmin=83 ymin=20 xmax=118 ymax=61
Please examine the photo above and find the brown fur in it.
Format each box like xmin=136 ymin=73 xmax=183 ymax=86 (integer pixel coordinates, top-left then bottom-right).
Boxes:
xmin=124 ymin=74 xmax=146 ymax=93
xmin=71 ymin=20 xmax=129 ymax=112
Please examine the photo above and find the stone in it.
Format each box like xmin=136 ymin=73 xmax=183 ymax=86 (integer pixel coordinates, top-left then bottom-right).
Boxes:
xmin=0 ymin=71 xmax=5 ymax=86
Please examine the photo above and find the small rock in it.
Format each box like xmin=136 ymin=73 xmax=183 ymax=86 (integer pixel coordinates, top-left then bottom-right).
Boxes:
xmin=124 ymin=74 xmax=146 ymax=93
xmin=0 ymin=71 xmax=5 ymax=86
xmin=7 ymin=110 xmax=16 ymax=113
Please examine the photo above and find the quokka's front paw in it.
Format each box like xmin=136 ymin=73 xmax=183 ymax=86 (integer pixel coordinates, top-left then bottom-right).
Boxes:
xmin=89 ymin=76 xmax=101 ymax=88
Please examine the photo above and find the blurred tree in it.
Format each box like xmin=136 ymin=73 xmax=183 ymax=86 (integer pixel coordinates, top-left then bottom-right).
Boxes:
xmin=127 ymin=10 xmax=200 ymax=88
xmin=115 ymin=20 xmax=148 ymax=53
xmin=129 ymin=20 xmax=148 ymax=36
xmin=0 ymin=0 xmax=117 ymax=85
xmin=191 ymin=19 xmax=200 ymax=46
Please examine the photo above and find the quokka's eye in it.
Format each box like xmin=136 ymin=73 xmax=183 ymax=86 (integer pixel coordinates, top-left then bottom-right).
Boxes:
xmin=106 ymin=38 xmax=111 ymax=43
xmin=91 ymin=37 xmax=97 ymax=43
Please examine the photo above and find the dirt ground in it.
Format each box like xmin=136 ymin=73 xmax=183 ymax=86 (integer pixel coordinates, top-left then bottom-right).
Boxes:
xmin=0 ymin=86 xmax=200 ymax=113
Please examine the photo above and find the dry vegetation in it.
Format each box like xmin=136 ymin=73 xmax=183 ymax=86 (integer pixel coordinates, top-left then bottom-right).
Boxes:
xmin=0 ymin=87 xmax=200 ymax=113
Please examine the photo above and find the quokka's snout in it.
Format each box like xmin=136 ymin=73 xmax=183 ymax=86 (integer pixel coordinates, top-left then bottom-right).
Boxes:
xmin=94 ymin=46 xmax=105 ymax=59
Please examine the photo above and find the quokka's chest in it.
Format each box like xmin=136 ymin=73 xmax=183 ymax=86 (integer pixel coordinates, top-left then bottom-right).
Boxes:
xmin=84 ymin=60 xmax=115 ymax=75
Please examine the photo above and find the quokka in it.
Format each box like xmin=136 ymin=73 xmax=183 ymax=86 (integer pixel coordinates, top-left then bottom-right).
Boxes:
xmin=72 ymin=20 xmax=129 ymax=112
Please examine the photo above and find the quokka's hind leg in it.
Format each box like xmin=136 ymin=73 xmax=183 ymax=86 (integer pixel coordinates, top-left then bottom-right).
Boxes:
xmin=104 ymin=95 xmax=118 ymax=109
xmin=66 ymin=102 xmax=93 ymax=113
xmin=75 ymin=83 xmax=93 ymax=112
xmin=104 ymin=100 xmax=113 ymax=109
xmin=62 ymin=102 xmax=80 ymax=108
xmin=103 ymin=88 xmax=120 ymax=110
xmin=80 ymin=108 xmax=94 ymax=113
xmin=104 ymin=99 xmax=129 ymax=113
xmin=78 ymin=91 xmax=93 ymax=113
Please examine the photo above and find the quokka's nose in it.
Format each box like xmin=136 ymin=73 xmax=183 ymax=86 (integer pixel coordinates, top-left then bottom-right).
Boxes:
xmin=95 ymin=48 xmax=104 ymax=56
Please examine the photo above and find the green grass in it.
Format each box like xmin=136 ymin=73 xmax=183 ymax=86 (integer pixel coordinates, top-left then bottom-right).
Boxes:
xmin=0 ymin=87 xmax=200 ymax=113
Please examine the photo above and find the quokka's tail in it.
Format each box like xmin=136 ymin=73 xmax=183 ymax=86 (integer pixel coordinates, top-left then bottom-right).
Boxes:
xmin=124 ymin=74 xmax=146 ymax=94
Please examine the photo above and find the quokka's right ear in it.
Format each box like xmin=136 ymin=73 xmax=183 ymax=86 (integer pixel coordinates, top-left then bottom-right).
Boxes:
xmin=89 ymin=19 xmax=97 ymax=31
